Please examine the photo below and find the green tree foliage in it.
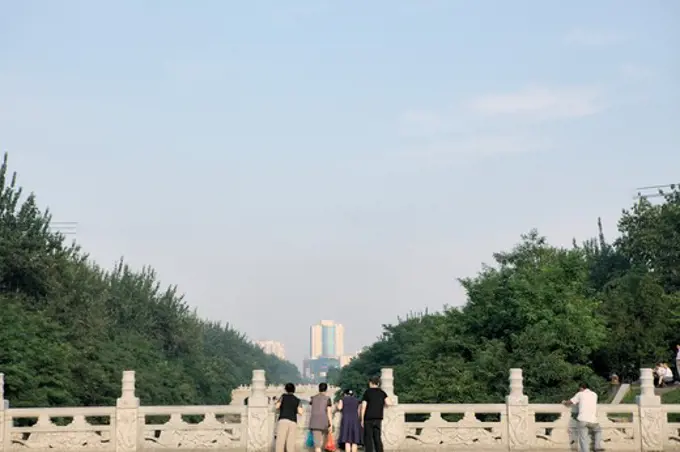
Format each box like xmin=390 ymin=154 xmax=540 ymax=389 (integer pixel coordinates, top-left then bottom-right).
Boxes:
xmin=339 ymin=189 xmax=680 ymax=403
xmin=0 ymin=153 xmax=300 ymax=407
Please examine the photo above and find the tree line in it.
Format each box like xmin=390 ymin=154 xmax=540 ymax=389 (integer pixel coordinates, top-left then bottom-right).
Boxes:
xmin=0 ymin=153 xmax=300 ymax=407
xmin=336 ymin=187 xmax=680 ymax=403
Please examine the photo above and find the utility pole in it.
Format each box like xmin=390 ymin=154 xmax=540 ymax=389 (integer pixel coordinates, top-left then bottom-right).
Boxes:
xmin=49 ymin=221 xmax=78 ymax=237
xmin=635 ymin=183 xmax=678 ymax=200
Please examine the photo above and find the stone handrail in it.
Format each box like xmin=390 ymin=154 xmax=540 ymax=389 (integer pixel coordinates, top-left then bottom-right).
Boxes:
xmin=402 ymin=403 xmax=507 ymax=411
xmin=0 ymin=368 xmax=675 ymax=451
xmin=138 ymin=405 xmax=245 ymax=415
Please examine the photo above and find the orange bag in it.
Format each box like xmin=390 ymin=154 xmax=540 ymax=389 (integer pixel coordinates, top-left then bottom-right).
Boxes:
xmin=324 ymin=431 xmax=337 ymax=451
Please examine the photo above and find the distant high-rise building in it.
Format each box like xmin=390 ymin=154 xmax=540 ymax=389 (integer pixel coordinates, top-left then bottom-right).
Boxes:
xmin=310 ymin=320 xmax=344 ymax=359
xmin=306 ymin=321 xmax=345 ymax=380
xmin=256 ymin=340 xmax=286 ymax=360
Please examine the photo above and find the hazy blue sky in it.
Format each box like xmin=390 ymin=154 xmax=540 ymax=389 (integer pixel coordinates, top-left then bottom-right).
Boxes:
xmin=1 ymin=1 xmax=678 ymax=368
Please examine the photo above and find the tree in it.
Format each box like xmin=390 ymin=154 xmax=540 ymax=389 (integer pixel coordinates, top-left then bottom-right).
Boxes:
xmin=341 ymin=186 xmax=680 ymax=402
xmin=616 ymin=189 xmax=680 ymax=293
xmin=593 ymin=270 xmax=680 ymax=380
xmin=0 ymin=152 xmax=301 ymax=407
xmin=339 ymin=232 xmax=611 ymax=403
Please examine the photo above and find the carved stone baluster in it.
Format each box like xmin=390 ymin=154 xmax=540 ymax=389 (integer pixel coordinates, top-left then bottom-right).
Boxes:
xmin=116 ymin=371 xmax=140 ymax=452
xmin=506 ymin=368 xmax=533 ymax=450
xmin=380 ymin=368 xmax=404 ymax=450
xmin=638 ymin=368 xmax=663 ymax=451
xmin=246 ymin=370 xmax=270 ymax=451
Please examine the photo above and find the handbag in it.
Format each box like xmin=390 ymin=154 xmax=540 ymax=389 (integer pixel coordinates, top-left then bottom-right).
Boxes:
xmin=305 ymin=430 xmax=315 ymax=448
xmin=324 ymin=431 xmax=337 ymax=451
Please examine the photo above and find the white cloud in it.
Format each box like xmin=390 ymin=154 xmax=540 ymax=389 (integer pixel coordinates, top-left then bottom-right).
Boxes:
xmin=162 ymin=60 xmax=230 ymax=84
xmin=620 ymin=64 xmax=655 ymax=81
xmin=403 ymin=134 xmax=550 ymax=159
xmin=563 ymin=28 xmax=624 ymax=46
xmin=398 ymin=110 xmax=446 ymax=137
xmin=468 ymin=86 xmax=604 ymax=120
xmin=394 ymin=84 xmax=606 ymax=163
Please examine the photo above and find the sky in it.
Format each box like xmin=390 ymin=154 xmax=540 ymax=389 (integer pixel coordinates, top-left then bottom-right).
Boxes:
xmin=1 ymin=0 xmax=679 ymax=369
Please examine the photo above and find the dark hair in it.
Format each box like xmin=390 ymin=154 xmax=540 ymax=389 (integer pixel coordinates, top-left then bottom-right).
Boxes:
xmin=319 ymin=382 xmax=328 ymax=392
xmin=579 ymin=382 xmax=588 ymax=390
xmin=369 ymin=376 xmax=381 ymax=386
xmin=344 ymin=389 xmax=354 ymax=396
xmin=285 ymin=383 xmax=296 ymax=393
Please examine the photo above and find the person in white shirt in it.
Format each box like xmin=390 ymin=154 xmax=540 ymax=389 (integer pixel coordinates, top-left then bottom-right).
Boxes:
xmin=663 ymin=363 xmax=674 ymax=385
xmin=675 ymin=344 xmax=680 ymax=381
xmin=655 ymin=363 xmax=666 ymax=387
xmin=562 ymin=383 xmax=603 ymax=452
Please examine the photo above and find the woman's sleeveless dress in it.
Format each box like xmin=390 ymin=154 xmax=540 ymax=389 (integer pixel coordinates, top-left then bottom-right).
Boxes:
xmin=338 ymin=396 xmax=362 ymax=445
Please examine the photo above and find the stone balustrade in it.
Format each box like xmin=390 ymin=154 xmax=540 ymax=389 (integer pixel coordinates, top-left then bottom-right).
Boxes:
xmin=0 ymin=368 xmax=676 ymax=451
xmin=230 ymin=384 xmax=340 ymax=406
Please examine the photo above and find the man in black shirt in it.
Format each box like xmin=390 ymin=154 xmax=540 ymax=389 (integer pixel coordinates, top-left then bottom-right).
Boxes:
xmin=275 ymin=383 xmax=303 ymax=452
xmin=361 ymin=376 xmax=390 ymax=452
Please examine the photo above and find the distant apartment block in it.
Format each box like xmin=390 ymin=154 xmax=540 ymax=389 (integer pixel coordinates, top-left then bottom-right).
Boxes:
xmin=305 ymin=320 xmax=350 ymax=380
xmin=310 ymin=320 xmax=344 ymax=359
xmin=255 ymin=340 xmax=286 ymax=360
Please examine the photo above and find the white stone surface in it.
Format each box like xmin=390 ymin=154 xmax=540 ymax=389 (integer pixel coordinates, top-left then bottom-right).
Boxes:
xmin=0 ymin=368 xmax=676 ymax=451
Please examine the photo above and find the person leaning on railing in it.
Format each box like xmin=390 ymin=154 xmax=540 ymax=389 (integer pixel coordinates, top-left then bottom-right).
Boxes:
xmin=274 ymin=383 xmax=304 ymax=452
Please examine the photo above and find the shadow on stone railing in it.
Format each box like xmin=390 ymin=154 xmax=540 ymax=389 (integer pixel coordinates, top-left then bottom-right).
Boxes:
xmin=0 ymin=368 xmax=675 ymax=451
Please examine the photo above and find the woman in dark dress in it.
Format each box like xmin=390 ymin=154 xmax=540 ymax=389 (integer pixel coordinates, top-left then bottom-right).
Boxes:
xmin=337 ymin=389 xmax=361 ymax=452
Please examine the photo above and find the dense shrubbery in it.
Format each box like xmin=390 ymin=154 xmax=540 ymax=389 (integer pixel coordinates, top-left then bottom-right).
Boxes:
xmin=337 ymin=188 xmax=680 ymax=403
xmin=0 ymin=153 xmax=300 ymax=407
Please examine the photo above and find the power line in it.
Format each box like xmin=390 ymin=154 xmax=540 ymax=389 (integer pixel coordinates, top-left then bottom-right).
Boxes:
xmin=49 ymin=221 xmax=78 ymax=236
xmin=635 ymin=183 xmax=678 ymax=200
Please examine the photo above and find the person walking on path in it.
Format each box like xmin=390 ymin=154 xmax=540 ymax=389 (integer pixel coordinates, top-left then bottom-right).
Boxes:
xmin=308 ymin=382 xmax=333 ymax=452
xmin=675 ymin=344 xmax=680 ymax=381
xmin=337 ymin=389 xmax=361 ymax=452
xmin=562 ymin=383 xmax=603 ymax=452
xmin=360 ymin=376 xmax=389 ymax=452
xmin=275 ymin=383 xmax=303 ymax=452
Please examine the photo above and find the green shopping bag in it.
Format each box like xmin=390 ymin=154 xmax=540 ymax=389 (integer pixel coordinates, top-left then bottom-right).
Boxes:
xmin=305 ymin=430 xmax=314 ymax=448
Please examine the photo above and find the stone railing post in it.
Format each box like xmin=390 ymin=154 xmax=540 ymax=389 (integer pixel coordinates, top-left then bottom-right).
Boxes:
xmin=380 ymin=368 xmax=404 ymax=450
xmin=506 ymin=368 xmax=533 ymax=450
xmin=246 ymin=370 xmax=270 ymax=452
xmin=637 ymin=368 xmax=664 ymax=451
xmin=115 ymin=371 xmax=140 ymax=452
xmin=0 ymin=373 xmax=7 ymax=452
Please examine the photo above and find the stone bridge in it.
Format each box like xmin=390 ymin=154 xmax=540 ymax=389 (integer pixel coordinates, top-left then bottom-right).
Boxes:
xmin=229 ymin=384 xmax=340 ymax=406
xmin=0 ymin=368 xmax=675 ymax=451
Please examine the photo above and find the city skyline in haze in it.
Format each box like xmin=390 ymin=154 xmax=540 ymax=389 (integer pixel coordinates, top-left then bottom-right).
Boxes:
xmin=1 ymin=1 xmax=678 ymax=367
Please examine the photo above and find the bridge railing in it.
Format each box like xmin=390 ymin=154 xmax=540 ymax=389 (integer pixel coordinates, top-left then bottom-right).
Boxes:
xmin=0 ymin=368 xmax=674 ymax=451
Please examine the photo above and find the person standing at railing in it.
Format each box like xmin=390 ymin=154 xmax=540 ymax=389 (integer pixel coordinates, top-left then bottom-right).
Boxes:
xmin=337 ymin=389 xmax=361 ymax=452
xmin=275 ymin=383 xmax=304 ymax=452
xmin=562 ymin=383 xmax=604 ymax=452
xmin=360 ymin=376 xmax=390 ymax=452
xmin=308 ymin=382 xmax=333 ymax=452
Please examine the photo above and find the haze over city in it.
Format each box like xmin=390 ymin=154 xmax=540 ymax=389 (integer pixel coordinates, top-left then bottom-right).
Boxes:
xmin=1 ymin=1 xmax=678 ymax=367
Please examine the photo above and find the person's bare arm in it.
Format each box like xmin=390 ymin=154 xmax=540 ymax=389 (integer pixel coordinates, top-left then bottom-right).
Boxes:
xmin=562 ymin=394 xmax=578 ymax=407
xmin=275 ymin=400 xmax=282 ymax=410
xmin=360 ymin=401 xmax=367 ymax=427
xmin=297 ymin=405 xmax=304 ymax=415
xmin=326 ymin=405 xmax=333 ymax=431
xmin=384 ymin=397 xmax=391 ymax=407
xmin=337 ymin=400 xmax=344 ymax=412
